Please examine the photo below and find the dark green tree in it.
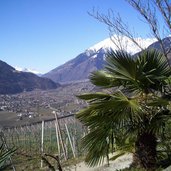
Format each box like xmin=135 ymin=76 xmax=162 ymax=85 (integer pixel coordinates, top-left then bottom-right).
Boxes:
xmin=77 ymin=50 xmax=171 ymax=170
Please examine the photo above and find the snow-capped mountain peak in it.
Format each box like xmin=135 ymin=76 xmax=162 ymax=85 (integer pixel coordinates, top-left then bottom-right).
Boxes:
xmin=88 ymin=35 xmax=157 ymax=54
xmin=44 ymin=35 xmax=166 ymax=83
xmin=15 ymin=66 xmax=42 ymax=75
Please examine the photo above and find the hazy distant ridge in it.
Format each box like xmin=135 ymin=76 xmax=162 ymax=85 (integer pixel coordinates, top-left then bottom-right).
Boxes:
xmin=0 ymin=60 xmax=59 ymax=94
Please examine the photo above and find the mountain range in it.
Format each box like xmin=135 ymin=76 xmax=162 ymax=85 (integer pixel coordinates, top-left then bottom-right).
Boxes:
xmin=1 ymin=36 xmax=171 ymax=94
xmin=0 ymin=60 xmax=59 ymax=94
xmin=148 ymin=36 xmax=171 ymax=62
xmin=14 ymin=66 xmax=42 ymax=76
xmin=43 ymin=36 xmax=157 ymax=83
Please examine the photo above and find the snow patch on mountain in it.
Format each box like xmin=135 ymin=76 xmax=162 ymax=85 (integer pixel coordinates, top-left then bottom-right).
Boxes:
xmin=88 ymin=35 xmax=157 ymax=54
xmin=91 ymin=54 xmax=97 ymax=59
xmin=15 ymin=66 xmax=41 ymax=75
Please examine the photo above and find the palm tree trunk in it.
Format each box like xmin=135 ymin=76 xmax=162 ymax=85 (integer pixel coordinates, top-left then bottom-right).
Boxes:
xmin=133 ymin=132 xmax=157 ymax=170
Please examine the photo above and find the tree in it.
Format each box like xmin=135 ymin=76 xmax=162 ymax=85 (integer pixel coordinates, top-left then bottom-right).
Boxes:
xmin=90 ymin=0 xmax=171 ymax=62
xmin=76 ymin=49 xmax=171 ymax=170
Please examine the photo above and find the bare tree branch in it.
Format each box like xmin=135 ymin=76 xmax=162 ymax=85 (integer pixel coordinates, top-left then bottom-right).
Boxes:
xmin=90 ymin=0 xmax=171 ymax=65
xmin=156 ymin=0 xmax=171 ymax=32
xmin=126 ymin=0 xmax=171 ymax=57
xmin=89 ymin=9 xmax=144 ymax=52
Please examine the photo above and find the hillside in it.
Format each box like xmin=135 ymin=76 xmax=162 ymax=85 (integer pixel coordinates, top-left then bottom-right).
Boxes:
xmin=43 ymin=48 xmax=105 ymax=83
xmin=0 ymin=60 xmax=59 ymax=94
xmin=148 ymin=36 xmax=171 ymax=62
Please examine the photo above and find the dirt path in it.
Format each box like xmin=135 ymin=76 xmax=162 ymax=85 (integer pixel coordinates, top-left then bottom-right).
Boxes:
xmin=64 ymin=153 xmax=133 ymax=171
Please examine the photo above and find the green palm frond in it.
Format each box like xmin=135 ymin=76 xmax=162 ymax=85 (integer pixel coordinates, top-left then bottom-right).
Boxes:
xmin=96 ymin=50 xmax=171 ymax=94
xmin=136 ymin=50 xmax=171 ymax=93
xmin=137 ymin=50 xmax=170 ymax=78
xmin=114 ymin=133 xmax=135 ymax=152
xmin=77 ymin=92 xmax=111 ymax=101
xmin=148 ymin=108 xmax=171 ymax=134
xmin=105 ymin=51 xmax=139 ymax=92
xmin=76 ymin=49 xmax=171 ymax=167
xmin=82 ymin=127 xmax=111 ymax=166
xmin=105 ymin=50 xmax=137 ymax=81
xmin=165 ymin=76 xmax=171 ymax=85
xmin=147 ymin=96 xmax=169 ymax=107
xmin=0 ymin=143 xmax=16 ymax=168
xmin=77 ymin=91 xmax=142 ymax=127
xmin=89 ymin=71 xmax=116 ymax=88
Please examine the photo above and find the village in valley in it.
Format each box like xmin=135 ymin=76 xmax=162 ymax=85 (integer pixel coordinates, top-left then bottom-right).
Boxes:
xmin=0 ymin=81 xmax=94 ymax=127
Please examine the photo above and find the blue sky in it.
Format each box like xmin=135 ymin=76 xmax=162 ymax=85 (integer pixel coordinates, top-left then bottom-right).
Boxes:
xmin=0 ymin=0 xmax=153 ymax=73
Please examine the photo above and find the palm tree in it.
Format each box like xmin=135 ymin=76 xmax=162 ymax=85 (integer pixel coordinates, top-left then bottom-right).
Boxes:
xmin=76 ymin=50 xmax=171 ymax=170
